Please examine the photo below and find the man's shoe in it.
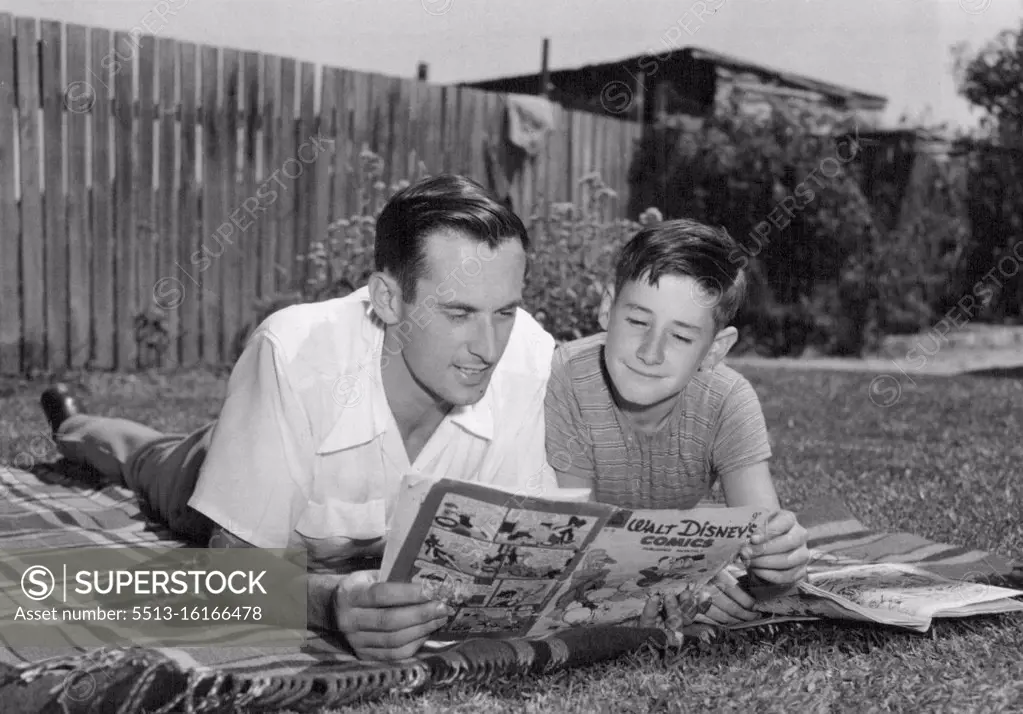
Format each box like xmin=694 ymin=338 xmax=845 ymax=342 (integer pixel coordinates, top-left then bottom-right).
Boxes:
xmin=40 ymin=383 xmax=84 ymax=436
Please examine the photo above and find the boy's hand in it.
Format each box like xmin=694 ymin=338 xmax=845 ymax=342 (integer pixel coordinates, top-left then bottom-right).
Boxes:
xmin=693 ymin=569 xmax=762 ymax=626
xmin=331 ymin=571 xmax=452 ymax=661
xmin=638 ymin=584 xmax=714 ymax=646
xmin=739 ymin=510 xmax=810 ymax=591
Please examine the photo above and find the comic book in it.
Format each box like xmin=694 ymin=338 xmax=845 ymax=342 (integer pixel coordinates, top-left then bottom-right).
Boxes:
xmin=728 ymin=560 xmax=1023 ymax=633
xmin=380 ymin=475 xmax=767 ymax=640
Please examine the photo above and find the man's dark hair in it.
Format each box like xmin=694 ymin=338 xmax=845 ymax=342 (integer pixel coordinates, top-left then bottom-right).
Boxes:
xmin=613 ymin=218 xmax=748 ymax=330
xmin=375 ymin=174 xmax=530 ymax=302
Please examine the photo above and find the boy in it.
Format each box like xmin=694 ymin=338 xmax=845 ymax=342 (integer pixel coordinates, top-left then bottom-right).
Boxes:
xmin=544 ymin=218 xmax=810 ymax=628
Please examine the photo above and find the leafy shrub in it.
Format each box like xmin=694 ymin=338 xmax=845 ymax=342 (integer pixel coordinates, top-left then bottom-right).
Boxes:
xmin=236 ymin=152 xmax=655 ymax=360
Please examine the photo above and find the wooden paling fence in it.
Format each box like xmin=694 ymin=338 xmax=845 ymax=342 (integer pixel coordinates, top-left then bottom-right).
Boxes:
xmin=0 ymin=14 xmax=642 ymax=375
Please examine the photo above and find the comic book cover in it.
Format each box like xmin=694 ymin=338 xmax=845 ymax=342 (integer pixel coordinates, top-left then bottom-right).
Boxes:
xmin=792 ymin=562 xmax=1023 ymax=632
xmin=729 ymin=561 xmax=1023 ymax=633
xmin=381 ymin=477 xmax=766 ymax=640
xmin=523 ymin=505 xmax=767 ymax=637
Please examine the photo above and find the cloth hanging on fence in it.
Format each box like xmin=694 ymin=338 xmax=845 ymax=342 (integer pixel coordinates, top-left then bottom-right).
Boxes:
xmin=505 ymin=94 xmax=556 ymax=157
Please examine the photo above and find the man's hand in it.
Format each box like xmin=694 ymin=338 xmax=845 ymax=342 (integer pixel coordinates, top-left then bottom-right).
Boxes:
xmin=692 ymin=569 xmax=762 ymax=627
xmin=332 ymin=571 xmax=452 ymax=661
xmin=739 ymin=510 xmax=810 ymax=593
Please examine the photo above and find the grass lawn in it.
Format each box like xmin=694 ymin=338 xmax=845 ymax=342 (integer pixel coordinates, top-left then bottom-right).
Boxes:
xmin=2 ymin=365 xmax=1022 ymax=713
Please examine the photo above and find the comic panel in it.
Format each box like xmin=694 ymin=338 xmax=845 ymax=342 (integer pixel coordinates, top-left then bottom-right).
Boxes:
xmin=431 ymin=494 xmax=508 ymax=542
xmin=498 ymin=544 xmax=577 ymax=580
xmin=485 ymin=579 xmax=559 ymax=608
xmin=410 ymin=563 xmax=496 ymax=607
xmin=445 ymin=606 xmax=538 ymax=635
xmin=417 ymin=527 xmax=506 ymax=578
xmin=495 ymin=510 xmax=597 ymax=549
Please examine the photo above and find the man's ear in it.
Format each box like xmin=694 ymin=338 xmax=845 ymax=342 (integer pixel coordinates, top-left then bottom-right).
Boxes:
xmin=367 ymin=271 xmax=403 ymax=326
xmin=701 ymin=326 xmax=738 ymax=370
xmin=598 ymin=285 xmax=615 ymax=331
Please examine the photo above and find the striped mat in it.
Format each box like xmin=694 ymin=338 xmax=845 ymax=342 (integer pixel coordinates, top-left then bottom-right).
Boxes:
xmin=0 ymin=460 xmax=1020 ymax=712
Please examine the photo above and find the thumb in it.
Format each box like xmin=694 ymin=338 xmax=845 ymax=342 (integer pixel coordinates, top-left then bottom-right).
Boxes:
xmin=338 ymin=569 xmax=380 ymax=596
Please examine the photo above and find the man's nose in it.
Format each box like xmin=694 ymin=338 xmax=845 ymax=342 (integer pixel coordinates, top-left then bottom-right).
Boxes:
xmin=468 ymin=316 xmax=500 ymax=364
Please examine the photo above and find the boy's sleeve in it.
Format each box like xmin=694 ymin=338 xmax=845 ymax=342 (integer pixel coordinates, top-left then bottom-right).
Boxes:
xmin=543 ymin=347 xmax=597 ymax=485
xmin=710 ymin=376 xmax=773 ymax=477
xmin=188 ymin=330 xmax=314 ymax=548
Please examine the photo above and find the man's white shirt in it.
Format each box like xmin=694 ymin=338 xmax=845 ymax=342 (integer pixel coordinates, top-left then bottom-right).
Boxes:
xmin=188 ymin=287 xmax=557 ymax=568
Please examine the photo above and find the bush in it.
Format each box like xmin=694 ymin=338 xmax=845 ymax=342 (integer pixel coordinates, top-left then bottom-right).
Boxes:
xmin=237 ymin=153 xmax=653 ymax=358
xmin=629 ymin=93 xmax=893 ymax=356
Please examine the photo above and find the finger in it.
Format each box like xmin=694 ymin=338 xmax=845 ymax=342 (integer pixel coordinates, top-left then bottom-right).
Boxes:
xmin=709 ymin=594 xmax=760 ymax=623
xmin=370 ymin=616 xmax=450 ymax=650
xmin=750 ymin=564 xmax=808 ymax=587
xmin=342 ymin=569 xmax=380 ymax=589
xmin=662 ymin=592 xmax=684 ymax=630
xmin=671 ymin=587 xmax=712 ymax=625
xmin=348 ymin=616 xmax=448 ymax=657
xmin=750 ymin=510 xmax=796 ymax=545
xmin=639 ymin=595 xmax=662 ymax=627
xmin=348 ymin=581 xmax=436 ymax=609
xmin=357 ymin=634 xmax=432 ymax=662
xmin=681 ymin=623 xmax=718 ymax=641
xmin=750 ymin=529 xmax=808 ymax=559
xmin=749 ymin=547 xmax=811 ymax=572
xmin=712 ymin=568 xmax=740 ymax=589
xmin=346 ymin=601 xmax=451 ymax=634
xmin=712 ymin=569 xmax=756 ymax=610
xmin=701 ymin=603 xmax=747 ymax=626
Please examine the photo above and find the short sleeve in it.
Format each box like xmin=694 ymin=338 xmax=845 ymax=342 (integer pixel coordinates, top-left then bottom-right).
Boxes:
xmin=543 ymin=347 xmax=596 ymax=486
xmin=710 ymin=376 xmax=773 ymax=477
xmin=188 ymin=329 xmax=315 ymax=548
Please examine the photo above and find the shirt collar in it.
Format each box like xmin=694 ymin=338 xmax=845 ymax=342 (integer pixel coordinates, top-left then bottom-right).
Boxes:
xmin=316 ymin=293 xmax=496 ymax=454
xmin=316 ymin=295 xmax=392 ymax=455
xmin=446 ymin=387 xmax=494 ymax=441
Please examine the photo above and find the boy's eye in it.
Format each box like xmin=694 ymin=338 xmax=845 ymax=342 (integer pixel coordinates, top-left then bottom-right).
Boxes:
xmin=672 ymin=334 xmax=692 ymax=343
xmin=625 ymin=318 xmax=647 ymax=327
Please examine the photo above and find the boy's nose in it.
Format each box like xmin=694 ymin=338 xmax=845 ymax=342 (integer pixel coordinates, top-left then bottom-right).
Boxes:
xmin=637 ymin=335 xmax=665 ymax=366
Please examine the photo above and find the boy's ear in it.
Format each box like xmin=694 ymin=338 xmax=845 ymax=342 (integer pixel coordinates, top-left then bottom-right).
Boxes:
xmin=367 ymin=271 xmax=403 ymax=326
xmin=700 ymin=326 xmax=738 ymax=370
xmin=598 ymin=285 xmax=615 ymax=331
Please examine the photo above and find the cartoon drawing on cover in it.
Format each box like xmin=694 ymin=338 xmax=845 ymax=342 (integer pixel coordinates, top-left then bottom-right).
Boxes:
xmin=812 ymin=567 xmax=948 ymax=609
xmin=544 ymin=548 xmax=619 ymax=623
xmin=447 ymin=605 xmax=536 ymax=634
xmin=486 ymin=580 xmax=557 ymax=608
xmin=431 ymin=494 xmax=507 ymax=542
xmin=418 ymin=528 xmax=504 ymax=577
xmin=495 ymin=511 xmax=596 ymax=548
xmin=499 ymin=544 xmax=577 ymax=579
xmin=411 ymin=564 xmax=494 ymax=607
xmin=634 ymin=554 xmax=708 ymax=588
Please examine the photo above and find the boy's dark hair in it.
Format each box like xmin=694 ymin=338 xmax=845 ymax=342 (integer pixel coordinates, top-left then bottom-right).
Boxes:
xmin=375 ymin=174 xmax=530 ymax=303
xmin=613 ymin=218 xmax=748 ymax=330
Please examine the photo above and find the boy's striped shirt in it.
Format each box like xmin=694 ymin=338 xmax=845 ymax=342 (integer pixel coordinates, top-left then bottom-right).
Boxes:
xmin=544 ymin=332 xmax=772 ymax=509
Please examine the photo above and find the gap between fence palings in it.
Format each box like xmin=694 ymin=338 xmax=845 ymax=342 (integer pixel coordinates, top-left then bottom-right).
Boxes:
xmin=0 ymin=12 xmax=639 ymax=377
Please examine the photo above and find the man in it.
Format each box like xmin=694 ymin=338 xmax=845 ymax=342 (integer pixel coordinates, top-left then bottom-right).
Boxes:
xmin=41 ymin=174 xmax=559 ymax=661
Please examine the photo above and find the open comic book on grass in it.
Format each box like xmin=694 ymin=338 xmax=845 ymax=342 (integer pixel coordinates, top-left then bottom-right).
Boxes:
xmin=380 ymin=476 xmax=768 ymax=640
xmin=727 ymin=560 xmax=1023 ymax=633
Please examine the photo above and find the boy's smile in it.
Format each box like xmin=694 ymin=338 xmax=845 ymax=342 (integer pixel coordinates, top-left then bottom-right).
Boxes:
xmin=599 ymin=273 xmax=736 ymax=430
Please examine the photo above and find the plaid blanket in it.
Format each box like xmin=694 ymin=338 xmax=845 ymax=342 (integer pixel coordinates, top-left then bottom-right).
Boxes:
xmin=1 ymin=460 xmax=1020 ymax=712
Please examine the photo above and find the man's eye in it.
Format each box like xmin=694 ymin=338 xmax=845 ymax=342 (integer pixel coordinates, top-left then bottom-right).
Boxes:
xmin=673 ymin=334 xmax=692 ymax=343
xmin=447 ymin=311 xmax=470 ymax=321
